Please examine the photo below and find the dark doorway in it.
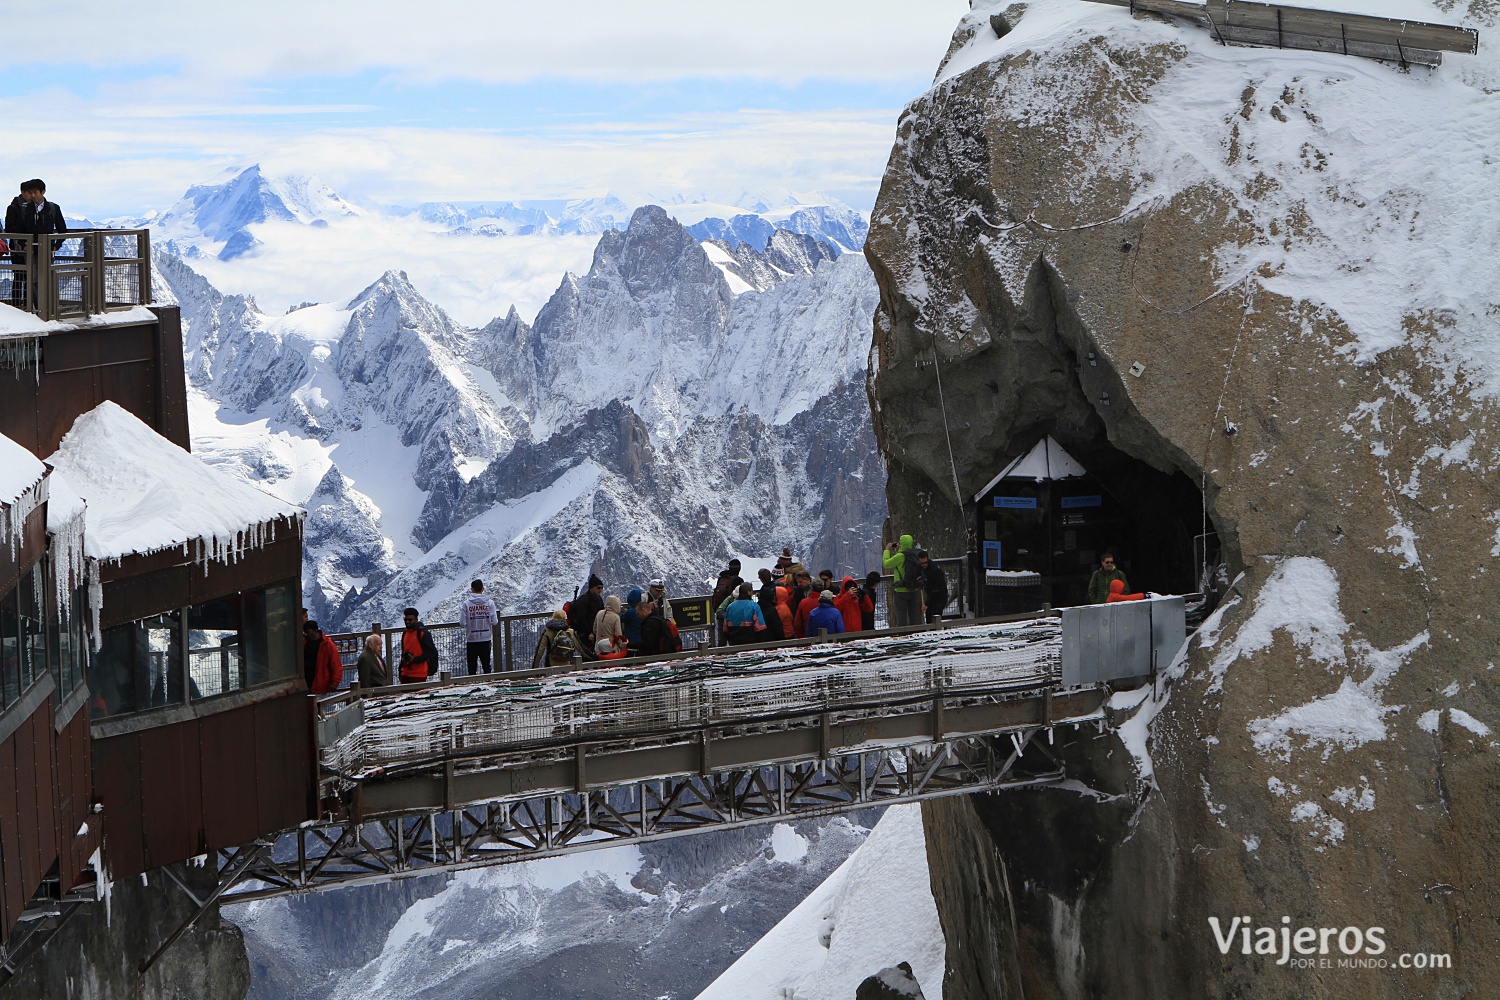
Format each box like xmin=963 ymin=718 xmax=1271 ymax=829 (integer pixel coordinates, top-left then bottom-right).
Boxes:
xmin=972 ymin=436 xmax=1206 ymax=613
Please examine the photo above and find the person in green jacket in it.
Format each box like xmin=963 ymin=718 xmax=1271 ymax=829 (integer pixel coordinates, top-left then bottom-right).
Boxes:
xmin=1087 ymin=551 xmax=1129 ymax=604
xmin=883 ymin=533 xmax=925 ymax=627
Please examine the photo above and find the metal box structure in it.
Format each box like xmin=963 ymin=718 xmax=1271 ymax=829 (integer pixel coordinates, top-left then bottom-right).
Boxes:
xmin=1060 ymin=595 xmax=1186 ymax=686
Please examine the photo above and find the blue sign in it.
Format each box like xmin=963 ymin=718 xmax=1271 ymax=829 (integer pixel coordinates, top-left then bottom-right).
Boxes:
xmin=994 ymin=496 xmax=1037 ymax=509
xmin=1061 ymin=495 xmax=1102 ymax=509
xmin=983 ymin=541 xmax=1003 ymax=569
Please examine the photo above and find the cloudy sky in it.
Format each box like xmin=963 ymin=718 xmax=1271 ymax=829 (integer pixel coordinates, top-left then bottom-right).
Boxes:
xmin=5 ymin=1 xmax=967 ymax=218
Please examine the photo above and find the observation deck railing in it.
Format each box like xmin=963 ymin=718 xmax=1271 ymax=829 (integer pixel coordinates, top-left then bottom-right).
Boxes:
xmin=0 ymin=229 xmax=152 ymax=322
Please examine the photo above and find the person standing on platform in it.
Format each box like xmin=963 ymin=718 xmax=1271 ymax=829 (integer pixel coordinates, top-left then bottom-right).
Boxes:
xmin=1087 ymin=551 xmax=1129 ymax=605
xmin=805 ymin=590 xmax=846 ymax=638
xmin=883 ymin=534 xmax=924 ymax=627
xmin=918 ymin=551 xmax=948 ymax=624
xmin=357 ymin=624 xmax=389 ymax=687
xmin=462 ymin=579 xmax=499 ymax=674
xmin=14 ymin=179 xmax=65 ymax=312
xmin=399 ymin=607 xmax=439 ymax=683
xmin=859 ymin=571 xmax=881 ymax=631
xmin=302 ymin=620 xmax=342 ymax=694
xmin=570 ymin=574 xmax=606 ymax=650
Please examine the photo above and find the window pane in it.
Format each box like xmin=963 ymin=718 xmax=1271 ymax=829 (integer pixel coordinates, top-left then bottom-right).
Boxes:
xmin=89 ymin=623 xmax=138 ymax=718
xmin=188 ymin=595 xmax=243 ymax=698
xmin=1 ymin=588 xmax=18 ymax=706
xmin=262 ymin=583 xmax=297 ymax=683
xmin=135 ymin=613 xmax=183 ymax=711
xmin=22 ymin=567 xmax=47 ymax=692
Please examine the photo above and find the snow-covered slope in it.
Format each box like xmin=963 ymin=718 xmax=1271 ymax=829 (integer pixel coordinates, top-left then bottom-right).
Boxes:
xmin=696 ymin=805 xmax=945 ymax=1000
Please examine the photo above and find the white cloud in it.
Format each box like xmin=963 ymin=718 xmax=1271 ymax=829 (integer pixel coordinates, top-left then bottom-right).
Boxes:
xmin=1 ymin=109 xmax=904 ymax=218
xmin=28 ymin=2 xmax=966 ymax=84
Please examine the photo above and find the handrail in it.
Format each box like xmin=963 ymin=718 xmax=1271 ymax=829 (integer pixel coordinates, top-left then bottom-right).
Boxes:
xmin=323 ymin=555 xmax=973 ymax=694
xmin=0 ymin=229 xmax=152 ymax=322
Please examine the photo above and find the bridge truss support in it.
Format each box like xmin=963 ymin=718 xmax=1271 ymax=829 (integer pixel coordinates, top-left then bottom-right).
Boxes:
xmin=215 ymin=728 xmax=1065 ymax=904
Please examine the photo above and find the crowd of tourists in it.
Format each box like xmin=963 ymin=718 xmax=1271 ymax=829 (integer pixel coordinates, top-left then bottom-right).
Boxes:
xmin=296 ymin=533 xmax=955 ymax=691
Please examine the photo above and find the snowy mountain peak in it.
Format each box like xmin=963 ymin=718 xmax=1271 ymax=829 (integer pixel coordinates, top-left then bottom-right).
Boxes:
xmin=154 ymin=163 xmax=361 ymax=244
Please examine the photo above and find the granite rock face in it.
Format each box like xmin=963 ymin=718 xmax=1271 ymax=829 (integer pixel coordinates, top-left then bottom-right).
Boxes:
xmin=867 ymin=1 xmax=1500 ymax=996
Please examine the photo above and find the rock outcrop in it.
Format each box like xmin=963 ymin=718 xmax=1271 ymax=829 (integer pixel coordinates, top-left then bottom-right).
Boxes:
xmin=867 ymin=1 xmax=1500 ymax=996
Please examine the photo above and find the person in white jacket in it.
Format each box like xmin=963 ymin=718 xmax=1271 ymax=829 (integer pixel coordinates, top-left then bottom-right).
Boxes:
xmin=462 ymin=579 xmax=500 ymax=674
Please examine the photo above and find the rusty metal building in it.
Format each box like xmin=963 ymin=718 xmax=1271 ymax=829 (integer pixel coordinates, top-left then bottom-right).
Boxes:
xmin=0 ymin=233 xmax=313 ymax=950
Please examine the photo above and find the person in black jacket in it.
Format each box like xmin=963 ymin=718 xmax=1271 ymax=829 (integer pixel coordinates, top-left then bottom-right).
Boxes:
xmin=636 ymin=597 xmax=665 ymax=656
xmin=10 ymin=180 xmax=66 ymax=311
xmin=918 ymin=551 xmax=948 ymax=623
xmin=568 ymin=574 xmax=606 ymax=650
xmin=6 ymin=188 xmax=28 ymax=308
xmin=859 ymin=571 xmax=881 ymax=632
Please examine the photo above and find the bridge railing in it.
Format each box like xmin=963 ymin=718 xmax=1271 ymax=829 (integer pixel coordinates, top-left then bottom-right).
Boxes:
xmin=0 ymin=229 xmax=152 ymax=322
xmin=326 ymin=556 xmax=972 ymax=690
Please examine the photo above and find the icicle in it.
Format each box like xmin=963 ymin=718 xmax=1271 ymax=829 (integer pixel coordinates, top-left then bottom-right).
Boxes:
xmin=3 ymin=474 xmax=45 ymax=559
xmin=86 ymin=559 xmax=103 ymax=653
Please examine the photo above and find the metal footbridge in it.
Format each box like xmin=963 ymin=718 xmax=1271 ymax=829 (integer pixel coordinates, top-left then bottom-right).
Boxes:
xmin=199 ymin=598 xmax=1185 ymax=910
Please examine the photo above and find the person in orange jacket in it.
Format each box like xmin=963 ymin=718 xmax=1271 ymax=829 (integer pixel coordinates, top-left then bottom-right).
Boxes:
xmin=1105 ymin=579 xmax=1146 ymax=603
xmin=302 ymin=620 xmax=343 ymax=694
xmin=399 ymin=607 xmax=439 ymax=682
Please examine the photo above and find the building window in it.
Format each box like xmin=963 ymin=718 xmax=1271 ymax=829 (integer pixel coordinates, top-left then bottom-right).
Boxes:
xmin=48 ymin=584 xmax=88 ymax=700
xmin=89 ymin=580 xmax=299 ymax=720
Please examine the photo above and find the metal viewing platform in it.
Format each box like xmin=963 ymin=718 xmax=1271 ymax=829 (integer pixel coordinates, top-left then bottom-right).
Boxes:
xmin=0 ymin=229 xmax=152 ymax=323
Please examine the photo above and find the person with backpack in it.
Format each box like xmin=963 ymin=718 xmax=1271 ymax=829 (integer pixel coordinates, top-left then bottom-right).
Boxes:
xmin=883 ymin=534 xmax=925 ymax=627
xmin=398 ymin=607 xmax=439 ymax=683
xmin=533 ymin=611 xmax=584 ymax=668
xmin=636 ymin=597 xmax=667 ymax=655
xmin=805 ymin=590 xmax=846 ymax=638
xmin=723 ymin=583 xmax=768 ymax=644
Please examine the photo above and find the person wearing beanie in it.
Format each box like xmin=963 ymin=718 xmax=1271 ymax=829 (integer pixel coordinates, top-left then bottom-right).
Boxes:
xmin=595 ymin=636 xmax=628 ymax=660
xmin=805 ymin=589 xmax=846 ymax=638
xmin=621 ymin=587 xmax=645 ymax=649
xmin=594 ymin=594 xmax=624 ymax=653
xmin=775 ymin=547 xmax=795 ymax=573
xmin=723 ymin=582 xmax=768 ymax=645
xmin=569 ymin=574 xmax=606 ymax=649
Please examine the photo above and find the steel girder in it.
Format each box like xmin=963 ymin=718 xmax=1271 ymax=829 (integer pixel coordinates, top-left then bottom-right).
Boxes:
xmin=216 ymin=729 xmax=1064 ymax=904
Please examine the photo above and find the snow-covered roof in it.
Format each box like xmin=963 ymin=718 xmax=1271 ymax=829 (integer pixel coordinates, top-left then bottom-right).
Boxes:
xmin=973 ymin=436 xmax=1087 ymax=500
xmin=46 ymin=400 xmax=303 ymax=564
xmin=0 ymin=302 xmax=159 ymax=339
xmin=1 ymin=430 xmax=47 ymax=551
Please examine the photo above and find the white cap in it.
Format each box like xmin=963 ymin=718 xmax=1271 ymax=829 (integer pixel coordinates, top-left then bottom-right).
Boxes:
xmin=649 ymin=578 xmax=665 ymax=588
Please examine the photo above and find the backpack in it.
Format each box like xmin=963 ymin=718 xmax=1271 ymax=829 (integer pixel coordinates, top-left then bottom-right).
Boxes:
xmin=902 ymin=550 xmax=924 ymax=590
xmin=662 ymin=618 xmax=683 ymax=653
xmin=551 ymin=628 xmax=581 ymax=663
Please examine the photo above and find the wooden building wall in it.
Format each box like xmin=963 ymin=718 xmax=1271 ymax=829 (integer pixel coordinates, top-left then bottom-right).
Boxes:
xmin=0 ymin=306 xmax=188 ymax=458
xmin=91 ymin=523 xmax=313 ymax=880
xmin=0 ymin=504 xmax=98 ymax=947
xmin=91 ymin=692 xmax=312 ymax=882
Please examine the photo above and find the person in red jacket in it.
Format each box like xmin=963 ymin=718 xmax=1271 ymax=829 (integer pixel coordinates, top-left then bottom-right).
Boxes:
xmin=302 ymin=621 xmax=342 ymax=694
xmin=1105 ymin=579 xmax=1146 ymax=603
xmin=399 ymin=607 xmax=440 ymax=682
xmin=832 ymin=576 xmax=871 ymax=634
xmin=793 ymin=579 xmax=822 ymax=639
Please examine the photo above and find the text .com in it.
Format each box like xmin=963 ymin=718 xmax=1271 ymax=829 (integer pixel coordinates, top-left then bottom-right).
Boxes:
xmin=1209 ymin=917 xmax=1452 ymax=970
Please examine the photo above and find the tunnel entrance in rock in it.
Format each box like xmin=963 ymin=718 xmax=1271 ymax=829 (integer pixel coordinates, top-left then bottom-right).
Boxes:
xmin=970 ymin=435 xmax=1209 ymax=614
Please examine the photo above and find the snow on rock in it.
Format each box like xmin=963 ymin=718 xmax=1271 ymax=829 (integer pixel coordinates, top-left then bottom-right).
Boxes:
xmin=1207 ymin=557 xmax=1346 ymax=693
xmin=46 ymin=401 xmax=303 ymax=565
xmin=696 ymin=805 xmax=944 ymax=1000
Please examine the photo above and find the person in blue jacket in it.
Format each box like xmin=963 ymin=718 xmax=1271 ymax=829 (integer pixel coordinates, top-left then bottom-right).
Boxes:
xmin=722 ymin=583 xmax=767 ymax=644
xmin=620 ymin=587 xmax=645 ymax=650
xmin=805 ymin=590 xmax=846 ymax=638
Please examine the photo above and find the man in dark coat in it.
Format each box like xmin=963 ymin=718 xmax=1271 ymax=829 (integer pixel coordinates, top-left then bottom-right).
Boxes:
xmin=918 ymin=551 xmax=948 ymax=623
xmin=9 ymin=179 xmax=66 ymax=311
xmin=636 ymin=597 xmax=665 ymax=656
xmin=859 ymin=571 xmax=881 ymax=632
xmin=569 ymin=574 xmax=606 ymax=646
